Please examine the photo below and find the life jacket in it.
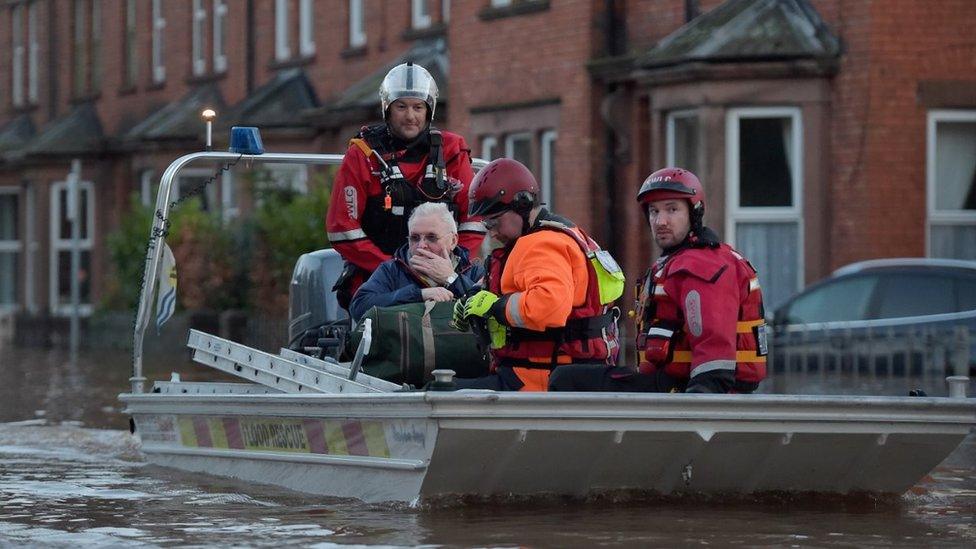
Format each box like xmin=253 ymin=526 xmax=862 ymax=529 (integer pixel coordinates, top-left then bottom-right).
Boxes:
xmin=486 ymin=212 xmax=623 ymax=371
xmin=354 ymin=124 xmax=461 ymax=255
xmin=635 ymin=243 xmax=767 ymax=389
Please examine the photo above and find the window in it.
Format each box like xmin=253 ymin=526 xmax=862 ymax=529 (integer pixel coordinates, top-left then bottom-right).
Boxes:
xmin=50 ymin=180 xmax=94 ymax=316
xmin=927 ymin=110 xmax=976 ymax=260
xmin=122 ymin=0 xmax=138 ymax=87
xmin=140 ymin=169 xmax=156 ymax=207
xmin=491 ymin=0 xmax=513 ymax=6
xmin=299 ymin=0 xmax=314 ymax=57
xmin=726 ymin=107 xmax=804 ymax=311
xmin=874 ymin=273 xmax=956 ymax=319
xmin=11 ymin=4 xmax=24 ymax=107
xmin=505 ymin=133 xmax=532 ymax=169
xmin=0 ymin=190 xmax=20 ymax=309
xmin=540 ymin=130 xmax=557 ymax=208
xmin=176 ymin=170 xmax=220 ymax=213
xmin=72 ymin=0 xmax=101 ymax=95
xmin=349 ymin=0 xmax=366 ymax=48
xmin=214 ymin=0 xmax=228 ymax=72
xmin=666 ymin=110 xmax=700 ymax=175
xmin=442 ymin=0 xmax=450 ymax=22
xmin=27 ymin=2 xmax=38 ymax=103
xmin=275 ymin=0 xmax=290 ymax=61
xmin=412 ymin=0 xmax=432 ymax=30
xmin=152 ymin=0 xmax=166 ymax=83
xmin=192 ymin=0 xmax=207 ymax=76
xmin=780 ymin=275 xmax=878 ymax=325
xmin=480 ymin=136 xmax=498 ymax=161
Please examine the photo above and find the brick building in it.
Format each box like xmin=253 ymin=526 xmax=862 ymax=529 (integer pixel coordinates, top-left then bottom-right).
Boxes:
xmin=0 ymin=0 xmax=974 ymax=320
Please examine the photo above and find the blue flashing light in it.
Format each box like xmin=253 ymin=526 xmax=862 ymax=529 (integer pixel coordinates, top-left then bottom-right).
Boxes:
xmin=229 ymin=126 xmax=265 ymax=155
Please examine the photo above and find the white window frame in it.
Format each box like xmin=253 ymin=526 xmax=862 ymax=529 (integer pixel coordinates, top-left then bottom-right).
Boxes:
xmin=152 ymin=0 xmax=166 ymax=83
xmin=0 ymin=188 xmax=21 ymax=311
xmin=926 ymin=109 xmax=976 ymax=255
xmin=192 ymin=0 xmax=208 ymax=76
xmin=299 ymin=0 xmax=314 ymax=57
xmin=491 ymin=0 xmax=513 ymax=7
xmin=11 ymin=4 xmax=25 ymax=107
xmin=725 ymin=106 xmax=805 ymax=290
xmin=540 ymin=130 xmax=557 ymax=208
xmin=442 ymin=0 xmax=450 ymax=22
xmin=123 ymin=0 xmax=138 ymax=86
xmin=504 ymin=132 xmax=533 ymax=165
xmin=666 ymin=109 xmax=699 ymax=168
xmin=412 ymin=0 xmax=432 ymax=30
xmin=49 ymin=180 xmax=95 ymax=317
xmin=140 ymin=169 xmax=156 ymax=207
xmin=275 ymin=0 xmax=290 ymax=61
xmin=480 ymin=136 xmax=498 ymax=161
xmin=213 ymin=0 xmax=228 ymax=72
xmin=349 ymin=0 xmax=366 ymax=48
xmin=27 ymin=2 xmax=38 ymax=103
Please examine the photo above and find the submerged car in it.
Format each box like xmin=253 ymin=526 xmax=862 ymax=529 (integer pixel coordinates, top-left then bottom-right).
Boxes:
xmin=770 ymin=258 xmax=976 ymax=378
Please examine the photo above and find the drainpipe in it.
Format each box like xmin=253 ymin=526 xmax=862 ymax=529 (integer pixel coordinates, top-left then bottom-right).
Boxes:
xmin=47 ymin=0 xmax=58 ymax=121
xmin=602 ymin=0 xmax=623 ymax=255
xmin=246 ymin=0 xmax=255 ymax=94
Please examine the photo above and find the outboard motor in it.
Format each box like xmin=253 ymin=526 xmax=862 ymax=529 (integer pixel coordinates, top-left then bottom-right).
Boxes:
xmin=288 ymin=249 xmax=351 ymax=360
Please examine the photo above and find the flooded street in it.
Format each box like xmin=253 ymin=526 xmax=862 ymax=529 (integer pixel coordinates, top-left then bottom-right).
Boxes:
xmin=1 ymin=346 xmax=974 ymax=547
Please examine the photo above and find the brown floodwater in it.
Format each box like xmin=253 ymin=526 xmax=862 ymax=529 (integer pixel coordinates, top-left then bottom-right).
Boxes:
xmin=1 ymin=345 xmax=974 ymax=547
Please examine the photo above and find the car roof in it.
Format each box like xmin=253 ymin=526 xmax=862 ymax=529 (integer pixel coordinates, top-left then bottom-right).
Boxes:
xmin=831 ymin=257 xmax=976 ymax=278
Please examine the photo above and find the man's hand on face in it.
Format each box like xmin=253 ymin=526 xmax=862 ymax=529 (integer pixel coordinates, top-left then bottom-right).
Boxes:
xmin=421 ymin=287 xmax=454 ymax=302
xmin=410 ymin=247 xmax=454 ymax=284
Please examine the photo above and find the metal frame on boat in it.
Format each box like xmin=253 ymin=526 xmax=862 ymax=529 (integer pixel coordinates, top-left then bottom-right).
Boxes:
xmin=121 ymin=148 xmax=976 ymax=504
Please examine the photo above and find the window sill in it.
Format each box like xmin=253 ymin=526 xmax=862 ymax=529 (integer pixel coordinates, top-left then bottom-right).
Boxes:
xmin=69 ymin=92 xmax=101 ymax=105
xmin=146 ymin=80 xmax=167 ymax=92
xmin=268 ymin=55 xmax=315 ymax=70
xmin=479 ymin=0 xmax=550 ymax=21
xmin=341 ymin=45 xmax=367 ymax=59
xmin=186 ymin=71 xmax=227 ymax=85
xmin=8 ymin=103 xmax=38 ymax=115
xmin=117 ymin=84 xmax=138 ymax=97
xmin=401 ymin=22 xmax=446 ymax=41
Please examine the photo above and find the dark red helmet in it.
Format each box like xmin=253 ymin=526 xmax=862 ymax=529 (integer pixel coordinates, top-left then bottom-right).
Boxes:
xmin=636 ymin=167 xmax=705 ymax=212
xmin=468 ymin=158 xmax=539 ymax=217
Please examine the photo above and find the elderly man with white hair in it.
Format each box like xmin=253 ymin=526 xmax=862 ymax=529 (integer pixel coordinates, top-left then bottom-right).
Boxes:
xmin=349 ymin=202 xmax=485 ymax=321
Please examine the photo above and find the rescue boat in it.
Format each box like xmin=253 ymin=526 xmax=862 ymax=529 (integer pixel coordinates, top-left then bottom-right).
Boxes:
xmin=119 ymin=137 xmax=976 ymax=504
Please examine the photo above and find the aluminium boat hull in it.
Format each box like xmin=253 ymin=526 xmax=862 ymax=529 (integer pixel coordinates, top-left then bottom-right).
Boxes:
xmin=120 ymin=389 xmax=976 ymax=503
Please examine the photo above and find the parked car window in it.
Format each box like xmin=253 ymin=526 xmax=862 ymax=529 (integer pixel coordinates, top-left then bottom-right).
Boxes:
xmin=780 ymin=275 xmax=878 ymax=324
xmin=874 ymin=273 xmax=955 ymax=319
xmin=956 ymin=276 xmax=976 ymax=311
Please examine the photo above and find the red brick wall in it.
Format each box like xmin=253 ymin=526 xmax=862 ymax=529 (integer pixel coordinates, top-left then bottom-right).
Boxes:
xmin=450 ymin=0 xmax=600 ymax=229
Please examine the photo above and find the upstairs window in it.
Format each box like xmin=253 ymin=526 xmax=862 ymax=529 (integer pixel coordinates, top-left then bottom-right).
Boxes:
xmin=72 ymin=0 xmax=102 ymax=97
xmin=192 ymin=0 xmax=208 ymax=76
xmin=122 ymin=0 xmax=138 ymax=88
xmin=11 ymin=4 xmax=24 ymax=107
xmin=299 ymin=0 xmax=314 ymax=57
xmin=152 ymin=0 xmax=166 ymax=83
xmin=214 ymin=0 xmax=228 ymax=72
xmin=27 ymin=2 xmax=39 ymax=103
xmin=349 ymin=0 xmax=366 ymax=48
xmin=412 ymin=0 xmax=432 ymax=30
xmin=275 ymin=0 xmax=290 ymax=61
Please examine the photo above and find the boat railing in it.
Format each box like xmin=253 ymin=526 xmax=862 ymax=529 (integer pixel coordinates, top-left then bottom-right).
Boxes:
xmin=131 ymin=151 xmax=490 ymax=394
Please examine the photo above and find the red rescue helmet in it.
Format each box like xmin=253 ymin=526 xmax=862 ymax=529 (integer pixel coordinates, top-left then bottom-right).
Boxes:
xmin=469 ymin=158 xmax=539 ymax=217
xmin=636 ymin=167 xmax=705 ymax=212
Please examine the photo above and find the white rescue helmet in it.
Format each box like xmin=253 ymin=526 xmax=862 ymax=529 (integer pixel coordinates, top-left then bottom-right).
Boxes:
xmin=379 ymin=62 xmax=439 ymax=122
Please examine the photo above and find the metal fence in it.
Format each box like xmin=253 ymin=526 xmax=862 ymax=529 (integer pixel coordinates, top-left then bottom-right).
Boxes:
xmin=765 ymin=323 xmax=973 ymax=396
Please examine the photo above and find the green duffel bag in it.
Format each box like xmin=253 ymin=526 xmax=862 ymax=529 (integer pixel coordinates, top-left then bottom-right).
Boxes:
xmin=348 ymin=300 xmax=490 ymax=386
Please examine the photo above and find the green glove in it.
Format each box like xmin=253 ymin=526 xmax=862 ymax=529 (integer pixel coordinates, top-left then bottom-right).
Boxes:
xmin=450 ymin=298 xmax=470 ymax=332
xmin=487 ymin=318 xmax=507 ymax=349
xmin=462 ymin=290 xmax=501 ymax=319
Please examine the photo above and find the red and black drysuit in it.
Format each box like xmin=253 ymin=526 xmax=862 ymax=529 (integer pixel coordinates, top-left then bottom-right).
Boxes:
xmin=326 ymin=125 xmax=485 ymax=306
xmin=549 ymin=227 xmax=767 ymax=393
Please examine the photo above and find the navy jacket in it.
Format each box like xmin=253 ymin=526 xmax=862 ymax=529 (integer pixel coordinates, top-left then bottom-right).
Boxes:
xmin=349 ymin=244 xmax=485 ymax=321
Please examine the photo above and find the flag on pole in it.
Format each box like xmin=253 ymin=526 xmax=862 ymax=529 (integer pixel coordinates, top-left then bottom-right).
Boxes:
xmin=155 ymin=242 xmax=178 ymax=333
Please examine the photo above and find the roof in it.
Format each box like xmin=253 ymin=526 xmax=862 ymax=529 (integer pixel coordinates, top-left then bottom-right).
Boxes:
xmin=832 ymin=258 xmax=976 ymax=278
xmin=125 ymin=84 xmax=225 ymax=142
xmin=0 ymin=114 xmax=35 ymax=155
xmin=308 ymin=38 xmax=448 ymax=128
xmin=638 ymin=0 xmax=841 ymax=69
xmin=220 ymin=68 xmax=319 ymax=129
xmin=18 ymin=104 xmax=103 ymax=156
